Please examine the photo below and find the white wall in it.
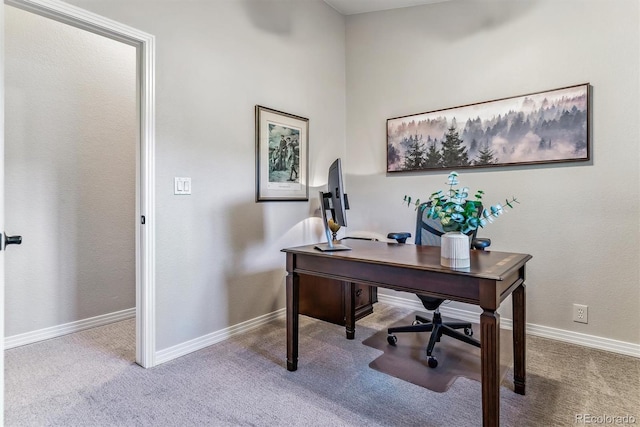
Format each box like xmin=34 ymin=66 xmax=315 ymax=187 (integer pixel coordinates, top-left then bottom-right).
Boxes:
xmin=345 ymin=0 xmax=640 ymax=344
xmin=4 ymin=6 xmax=137 ymax=336
xmin=40 ymin=0 xmax=638 ymax=356
xmin=64 ymin=0 xmax=346 ymax=351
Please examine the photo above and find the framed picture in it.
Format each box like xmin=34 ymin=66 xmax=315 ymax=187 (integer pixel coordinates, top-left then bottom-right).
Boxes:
xmin=387 ymin=83 xmax=590 ymax=173
xmin=255 ymin=105 xmax=309 ymax=201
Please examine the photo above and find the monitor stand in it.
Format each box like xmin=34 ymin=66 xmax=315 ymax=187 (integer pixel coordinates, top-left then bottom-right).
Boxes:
xmin=315 ymin=191 xmax=351 ymax=252
xmin=314 ymin=242 xmax=352 ymax=252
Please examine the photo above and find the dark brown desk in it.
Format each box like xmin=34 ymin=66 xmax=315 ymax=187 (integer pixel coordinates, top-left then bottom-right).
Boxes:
xmin=282 ymin=239 xmax=532 ymax=427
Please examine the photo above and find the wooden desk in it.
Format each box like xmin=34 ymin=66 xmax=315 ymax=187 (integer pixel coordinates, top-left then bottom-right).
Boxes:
xmin=282 ymin=240 xmax=532 ymax=427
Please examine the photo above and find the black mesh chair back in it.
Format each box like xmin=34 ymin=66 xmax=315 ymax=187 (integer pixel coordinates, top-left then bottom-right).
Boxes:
xmin=415 ymin=201 xmax=479 ymax=246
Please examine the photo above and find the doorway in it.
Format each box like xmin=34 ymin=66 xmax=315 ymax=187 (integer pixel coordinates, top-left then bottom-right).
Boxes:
xmin=6 ymin=1 xmax=138 ymax=347
xmin=1 ymin=0 xmax=156 ymax=376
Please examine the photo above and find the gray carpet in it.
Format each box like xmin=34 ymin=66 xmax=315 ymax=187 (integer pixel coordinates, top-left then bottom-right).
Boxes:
xmin=5 ymin=303 xmax=640 ymax=426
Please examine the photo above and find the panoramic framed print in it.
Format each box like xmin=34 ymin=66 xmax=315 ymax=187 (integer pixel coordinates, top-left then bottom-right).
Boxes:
xmin=387 ymin=83 xmax=590 ymax=173
xmin=255 ymin=105 xmax=309 ymax=202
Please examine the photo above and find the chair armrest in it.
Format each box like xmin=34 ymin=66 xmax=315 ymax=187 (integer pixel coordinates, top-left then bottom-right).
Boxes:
xmin=387 ymin=232 xmax=411 ymax=244
xmin=471 ymin=238 xmax=491 ymax=250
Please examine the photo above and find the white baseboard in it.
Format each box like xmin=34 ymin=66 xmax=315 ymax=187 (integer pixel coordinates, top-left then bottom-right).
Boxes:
xmin=4 ymin=308 xmax=136 ymax=350
xmin=378 ymin=294 xmax=640 ymax=359
xmin=155 ymin=308 xmax=286 ymax=366
xmin=23 ymin=296 xmax=633 ymax=365
xmin=154 ymin=294 xmax=639 ymax=366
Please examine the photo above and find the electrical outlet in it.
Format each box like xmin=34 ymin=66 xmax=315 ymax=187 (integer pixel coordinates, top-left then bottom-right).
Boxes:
xmin=573 ymin=304 xmax=588 ymax=324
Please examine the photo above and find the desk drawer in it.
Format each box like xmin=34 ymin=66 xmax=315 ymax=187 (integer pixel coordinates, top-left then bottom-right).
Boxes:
xmin=298 ymin=275 xmax=377 ymax=326
xmin=354 ymin=283 xmax=377 ymax=320
xmin=355 ymin=284 xmax=377 ymax=310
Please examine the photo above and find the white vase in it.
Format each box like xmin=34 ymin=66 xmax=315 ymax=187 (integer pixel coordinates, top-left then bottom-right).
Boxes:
xmin=440 ymin=231 xmax=470 ymax=268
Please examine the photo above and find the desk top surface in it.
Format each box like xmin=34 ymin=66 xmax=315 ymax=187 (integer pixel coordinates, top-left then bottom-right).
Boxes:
xmin=282 ymin=239 xmax=532 ymax=281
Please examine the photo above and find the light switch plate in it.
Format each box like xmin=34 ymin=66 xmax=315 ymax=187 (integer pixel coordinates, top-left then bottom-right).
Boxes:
xmin=174 ymin=177 xmax=191 ymax=195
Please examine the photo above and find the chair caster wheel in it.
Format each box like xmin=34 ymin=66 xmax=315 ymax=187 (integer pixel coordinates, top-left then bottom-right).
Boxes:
xmin=427 ymin=356 xmax=438 ymax=368
xmin=387 ymin=335 xmax=398 ymax=346
xmin=464 ymin=327 xmax=473 ymax=337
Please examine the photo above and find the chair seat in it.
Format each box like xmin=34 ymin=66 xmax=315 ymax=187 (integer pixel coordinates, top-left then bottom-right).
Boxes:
xmin=417 ymin=294 xmax=444 ymax=311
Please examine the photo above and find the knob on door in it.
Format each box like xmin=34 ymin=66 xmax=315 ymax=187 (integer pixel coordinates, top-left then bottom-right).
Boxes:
xmin=3 ymin=233 xmax=22 ymax=249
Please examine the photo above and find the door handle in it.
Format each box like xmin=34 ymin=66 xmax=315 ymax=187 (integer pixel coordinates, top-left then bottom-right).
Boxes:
xmin=3 ymin=233 xmax=22 ymax=249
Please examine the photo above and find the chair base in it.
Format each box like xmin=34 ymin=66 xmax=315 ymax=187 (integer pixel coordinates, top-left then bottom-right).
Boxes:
xmin=387 ymin=311 xmax=480 ymax=368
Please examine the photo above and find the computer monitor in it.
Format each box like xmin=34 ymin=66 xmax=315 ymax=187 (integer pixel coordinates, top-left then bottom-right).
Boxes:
xmin=327 ymin=158 xmax=348 ymax=227
xmin=315 ymin=158 xmax=351 ymax=252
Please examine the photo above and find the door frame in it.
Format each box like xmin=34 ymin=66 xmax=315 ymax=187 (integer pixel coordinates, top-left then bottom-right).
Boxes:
xmin=2 ymin=0 xmax=157 ymax=368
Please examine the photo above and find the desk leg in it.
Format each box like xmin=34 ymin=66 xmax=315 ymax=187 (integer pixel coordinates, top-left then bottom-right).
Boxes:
xmin=481 ymin=309 xmax=500 ymax=427
xmin=344 ymin=281 xmax=355 ymax=340
xmin=286 ymin=263 xmax=299 ymax=371
xmin=513 ymin=283 xmax=526 ymax=395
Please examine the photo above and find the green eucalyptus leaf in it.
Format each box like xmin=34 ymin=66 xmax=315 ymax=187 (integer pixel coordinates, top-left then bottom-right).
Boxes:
xmin=402 ymin=172 xmax=518 ymax=231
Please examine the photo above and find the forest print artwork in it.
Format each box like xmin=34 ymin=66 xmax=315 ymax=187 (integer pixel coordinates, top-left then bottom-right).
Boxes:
xmin=387 ymin=84 xmax=589 ymax=172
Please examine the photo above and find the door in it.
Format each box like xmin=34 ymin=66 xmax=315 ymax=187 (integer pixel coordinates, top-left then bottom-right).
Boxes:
xmin=1 ymin=3 xmax=5 ymax=414
xmin=0 ymin=1 xmax=22 ymax=413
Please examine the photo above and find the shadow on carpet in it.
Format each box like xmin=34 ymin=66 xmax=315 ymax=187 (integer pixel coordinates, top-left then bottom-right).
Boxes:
xmin=362 ymin=312 xmax=513 ymax=392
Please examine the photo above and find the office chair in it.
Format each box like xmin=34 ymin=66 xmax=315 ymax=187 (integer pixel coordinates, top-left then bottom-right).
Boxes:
xmin=386 ymin=201 xmax=491 ymax=368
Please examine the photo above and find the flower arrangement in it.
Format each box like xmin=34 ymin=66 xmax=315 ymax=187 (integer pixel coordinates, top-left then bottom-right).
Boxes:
xmin=404 ymin=171 xmax=519 ymax=234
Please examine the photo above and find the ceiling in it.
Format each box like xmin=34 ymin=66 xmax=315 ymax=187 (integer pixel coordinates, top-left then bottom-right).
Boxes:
xmin=323 ymin=0 xmax=449 ymax=15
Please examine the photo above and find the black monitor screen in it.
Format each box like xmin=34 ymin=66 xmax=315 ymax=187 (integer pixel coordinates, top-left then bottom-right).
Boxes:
xmin=328 ymin=158 xmax=347 ymax=227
